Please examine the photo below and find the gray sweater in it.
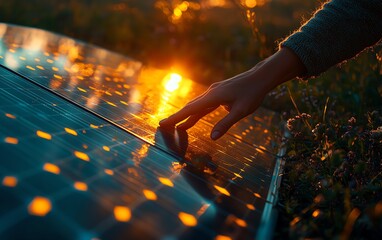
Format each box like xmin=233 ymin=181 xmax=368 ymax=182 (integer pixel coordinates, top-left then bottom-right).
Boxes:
xmin=280 ymin=0 xmax=382 ymax=78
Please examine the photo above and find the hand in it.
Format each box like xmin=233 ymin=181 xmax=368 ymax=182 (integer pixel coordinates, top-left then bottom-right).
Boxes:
xmin=159 ymin=48 xmax=305 ymax=140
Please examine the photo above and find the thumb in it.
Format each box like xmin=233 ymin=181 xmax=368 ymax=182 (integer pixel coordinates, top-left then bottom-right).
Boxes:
xmin=210 ymin=106 xmax=246 ymax=140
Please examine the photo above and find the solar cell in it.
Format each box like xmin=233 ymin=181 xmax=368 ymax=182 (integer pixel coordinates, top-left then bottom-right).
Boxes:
xmin=0 ymin=23 xmax=284 ymax=239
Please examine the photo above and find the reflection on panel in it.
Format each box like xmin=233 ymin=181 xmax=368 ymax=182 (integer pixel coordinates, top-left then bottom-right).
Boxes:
xmin=0 ymin=67 xmax=265 ymax=239
xmin=0 ymin=23 xmax=283 ymax=239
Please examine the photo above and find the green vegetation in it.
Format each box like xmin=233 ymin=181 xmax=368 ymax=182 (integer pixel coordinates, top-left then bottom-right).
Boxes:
xmin=1 ymin=0 xmax=381 ymax=238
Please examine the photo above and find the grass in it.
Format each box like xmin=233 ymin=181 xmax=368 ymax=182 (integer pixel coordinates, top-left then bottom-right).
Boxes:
xmin=1 ymin=0 xmax=382 ymax=238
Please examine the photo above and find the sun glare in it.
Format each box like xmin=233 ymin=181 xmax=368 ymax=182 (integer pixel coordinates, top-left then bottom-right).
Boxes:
xmin=163 ymin=73 xmax=182 ymax=92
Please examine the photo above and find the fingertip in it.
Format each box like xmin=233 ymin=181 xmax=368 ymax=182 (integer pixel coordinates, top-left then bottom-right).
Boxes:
xmin=210 ymin=130 xmax=221 ymax=140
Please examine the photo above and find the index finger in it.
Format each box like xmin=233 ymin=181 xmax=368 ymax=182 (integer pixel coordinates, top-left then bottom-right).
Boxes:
xmin=159 ymin=94 xmax=219 ymax=126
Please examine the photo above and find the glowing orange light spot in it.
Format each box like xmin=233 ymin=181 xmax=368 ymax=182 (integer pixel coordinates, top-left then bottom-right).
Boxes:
xmin=5 ymin=113 xmax=16 ymax=119
xmin=163 ymin=73 xmax=182 ymax=92
xmin=214 ymin=185 xmax=231 ymax=196
xmin=54 ymin=74 xmax=62 ymax=79
xmin=64 ymin=128 xmax=78 ymax=136
xmin=74 ymin=151 xmax=90 ymax=161
xmin=28 ymin=197 xmax=52 ymax=217
xmin=215 ymin=235 xmax=232 ymax=240
xmin=46 ymin=59 xmax=54 ymax=63
xmin=43 ymin=163 xmax=60 ymax=174
xmin=235 ymin=218 xmax=247 ymax=227
xmin=74 ymin=182 xmax=88 ymax=191
xmin=254 ymin=193 xmax=262 ymax=198
xmin=143 ymin=189 xmax=157 ymax=201
xmin=234 ymin=173 xmax=243 ymax=178
xmin=173 ymin=8 xmax=183 ymax=18
xmin=179 ymin=1 xmax=189 ymax=11
xmin=77 ymin=87 xmax=87 ymax=93
xmin=90 ymin=124 xmax=99 ymax=129
xmin=36 ymin=130 xmax=52 ymax=140
xmin=158 ymin=177 xmax=174 ymax=187
xmin=104 ymin=169 xmax=114 ymax=175
xmin=243 ymin=0 xmax=257 ymax=8
xmin=36 ymin=65 xmax=45 ymax=70
xmin=178 ymin=212 xmax=197 ymax=227
xmin=19 ymin=56 xmax=26 ymax=61
xmin=106 ymin=101 xmax=117 ymax=107
xmin=4 ymin=137 xmax=18 ymax=144
xmin=26 ymin=65 xmax=35 ymax=71
xmin=52 ymin=67 xmax=59 ymax=71
xmin=115 ymin=91 xmax=123 ymax=96
xmin=2 ymin=176 xmax=18 ymax=187
xmin=103 ymin=146 xmax=110 ymax=152
xmin=255 ymin=148 xmax=265 ymax=154
xmin=120 ymin=100 xmax=128 ymax=106
xmin=312 ymin=210 xmax=320 ymax=218
xmin=246 ymin=204 xmax=255 ymax=210
xmin=264 ymin=129 xmax=269 ymax=133
xmin=114 ymin=206 xmax=131 ymax=222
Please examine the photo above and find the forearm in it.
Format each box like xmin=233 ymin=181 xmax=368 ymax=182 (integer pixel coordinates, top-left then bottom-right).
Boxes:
xmin=280 ymin=0 xmax=382 ymax=78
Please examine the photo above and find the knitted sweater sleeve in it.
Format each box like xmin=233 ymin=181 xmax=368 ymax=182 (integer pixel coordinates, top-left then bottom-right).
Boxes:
xmin=280 ymin=0 xmax=382 ymax=78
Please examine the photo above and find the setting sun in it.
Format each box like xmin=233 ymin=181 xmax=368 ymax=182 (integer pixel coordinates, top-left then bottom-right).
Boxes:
xmin=163 ymin=73 xmax=182 ymax=92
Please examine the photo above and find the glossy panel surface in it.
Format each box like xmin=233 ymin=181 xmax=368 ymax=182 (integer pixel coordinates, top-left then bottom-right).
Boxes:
xmin=0 ymin=24 xmax=281 ymax=239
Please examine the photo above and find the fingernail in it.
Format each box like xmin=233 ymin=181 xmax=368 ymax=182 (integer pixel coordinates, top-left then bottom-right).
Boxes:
xmin=211 ymin=131 xmax=220 ymax=140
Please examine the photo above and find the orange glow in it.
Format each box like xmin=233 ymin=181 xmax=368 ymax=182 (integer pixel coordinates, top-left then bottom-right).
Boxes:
xmin=243 ymin=0 xmax=256 ymax=8
xmin=163 ymin=73 xmax=182 ymax=92
xmin=234 ymin=173 xmax=243 ymax=178
xmin=158 ymin=177 xmax=174 ymax=187
xmin=36 ymin=65 xmax=45 ymax=70
xmin=215 ymin=235 xmax=232 ymax=240
xmin=143 ymin=189 xmax=157 ymax=201
xmin=64 ymin=128 xmax=78 ymax=136
xmin=214 ymin=185 xmax=231 ymax=196
xmin=204 ymin=0 xmax=229 ymax=8
xmin=26 ymin=65 xmax=35 ymax=71
xmin=5 ymin=113 xmax=16 ymax=119
xmin=312 ymin=210 xmax=320 ymax=218
xmin=102 ymin=146 xmax=110 ymax=152
xmin=254 ymin=193 xmax=262 ymax=198
xmin=90 ymin=124 xmax=99 ymax=129
xmin=255 ymin=148 xmax=265 ymax=154
xmin=2 ymin=176 xmax=18 ymax=187
xmin=54 ymin=74 xmax=62 ymax=79
xmin=104 ymin=169 xmax=114 ymax=175
xmin=246 ymin=204 xmax=255 ymax=210
xmin=36 ymin=130 xmax=52 ymax=140
xmin=178 ymin=212 xmax=197 ymax=227
xmin=74 ymin=181 xmax=88 ymax=191
xmin=43 ymin=163 xmax=60 ymax=174
xmin=77 ymin=87 xmax=87 ymax=93
xmin=74 ymin=151 xmax=90 ymax=161
xmin=235 ymin=218 xmax=247 ymax=227
xmin=106 ymin=101 xmax=117 ymax=107
xmin=4 ymin=137 xmax=18 ymax=144
xmin=28 ymin=197 xmax=52 ymax=217
xmin=52 ymin=66 xmax=59 ymax=71
xmin=114 ymin=206 xmax=131 ymax=222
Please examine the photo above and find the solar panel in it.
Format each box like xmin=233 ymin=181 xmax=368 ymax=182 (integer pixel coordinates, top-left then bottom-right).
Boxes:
xmin=0 ymin=23 xmax=284 ymax=240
